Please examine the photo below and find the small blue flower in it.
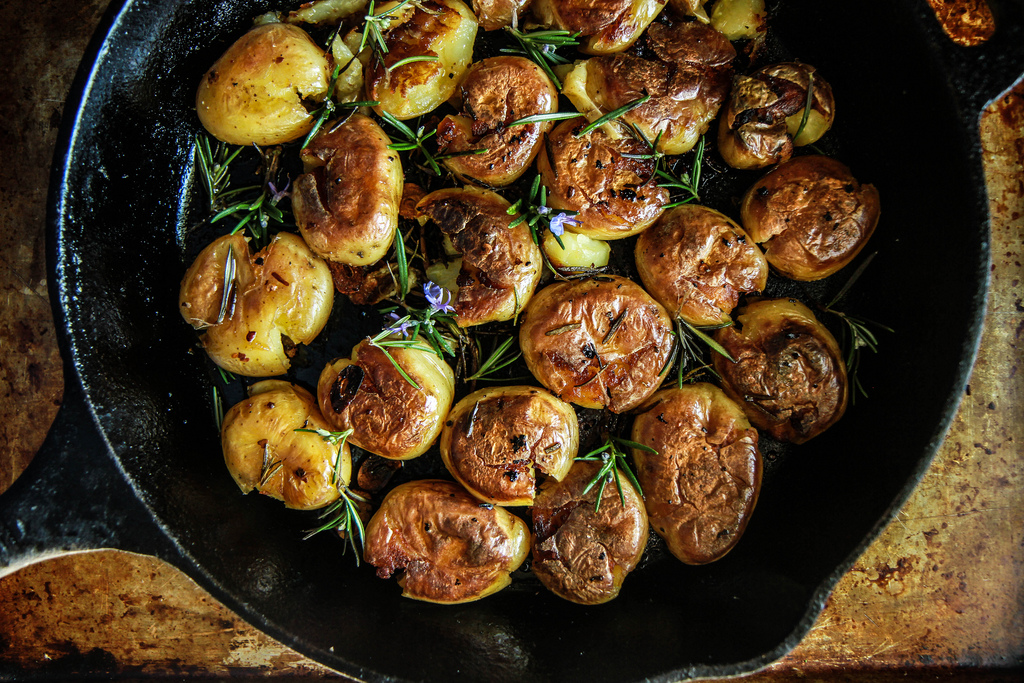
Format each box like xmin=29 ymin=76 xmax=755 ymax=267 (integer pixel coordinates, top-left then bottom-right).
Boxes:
xmin=423 ymin=281 xmax=454 ymax=313
xmin=268 ymin=178 xmax=291 ymax=203
xmin=386 ymin=312 xmax=414 ymax=337
xmin=548 ymin=212 xmax=581 ymax=237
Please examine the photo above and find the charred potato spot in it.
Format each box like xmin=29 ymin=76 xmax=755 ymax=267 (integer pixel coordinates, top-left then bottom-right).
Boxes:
xmin=416 ymin=187 xmax=542 ymax=327
xmin=363 ymin=479 xmax=529 ymax=603
xmin=635 ymin=204 xmax=768 ymax=326
xmin=196 ymin=23 xmax=331 ymax=146
xmin=712 ymin=298 xmax=848 ymax=443
xmin=531 ymin=460 xmax=648 ymax=604
xmin=538 ymin=120 xmax=669 ymax=240
xmin=519 ymin=276 xmax=674 ymax=413
xmin=533 ymin=0 xmax=665 ymax=54
xmin=436 ymin=57 xmax=558 ymax=187
xmin=221 ymin=380 xmax=349 ymax=510
xmin=583 ymin=0 xmax=668 ymax=55
xmin=179 ymin=233 xmax=334 ymax=377
xmin=293 ymin=113 xmax=403 ymax=266
xmin=718 ymin=62 xmax=835 ymax=170
xmin=631 ymin=384 xmax=762 ymax=564
xmin=367 ymin=0 xmax=478 ymax=121
xmin=439 ymin=386 xmax=579 ymax=506
xmin=563 ymin=22 xmax=735 ymax=155
xmin=317 ymin=337 xmax=455 ymax=459
xmin=740 ymin=155 xmax=880 ymax=281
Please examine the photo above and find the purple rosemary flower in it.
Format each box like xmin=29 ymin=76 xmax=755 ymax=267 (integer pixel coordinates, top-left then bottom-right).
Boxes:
xmin=386 ymin=312 xmax=414 ymax=337
xmin=423 ymin=281 xmax=454 ymax=314
xmin=548 ymin=212 xmax=581 ymax=236
xmin=268 ymin=179 xmax=291 ymax=203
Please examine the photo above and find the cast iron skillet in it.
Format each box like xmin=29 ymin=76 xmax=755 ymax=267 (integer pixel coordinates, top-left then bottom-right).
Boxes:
xmin=3 ymin=1 xmax=1024 ymax=680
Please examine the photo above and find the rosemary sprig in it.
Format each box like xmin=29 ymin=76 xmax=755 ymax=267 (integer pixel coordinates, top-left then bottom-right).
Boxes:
xmin=576 ymin=436 xmax=652 ymax=512
xmin=194 ymin=134 xmax=243 ymax=211
xmin=658 ymin=136 xmax=706 ymax=207
xmin=507 ymin=174 xmax=579 ymax=249
xmin=506 ymin=111 xmax=584 ymax=128
xmin=258 ymin=442 xmax=283 ymax=488
xmin=389 ymin=54 xmax=439 ymax=71
xmin=368 ymin=328 xmax=423 ymax=389
xmin=295 ymin=426 xmax=354 ymax=487
xmin=212 ymin=387 xmax=225 ymax=431
xmin=576 ymin=92 xmax=651 ymax=138
xmin=465 ymin=336 xmax=522 ymax=381
xmin=394 ymin=226 xmax=410 ymax=299
xmin=674 ymin=318 xmax=731 ymax=388
xmin=793 ymin=71 xmax=816 ymax=143
xmin=380 ymin=111 xmax=443 ymax=175
xmin=303 ymin=488 xmax=369 ymax=563
xmin=216 ymin=245 xmax=237 ymax=325
xmin=502 ymin=28 xmax=580 ymax=90
xmin=359 ymin=0 xmax=417 ymax=63
xmin=216 ymin=365 xmax=237 ymax=385
xmin=821 ymin=253 xmax=892 ymax=402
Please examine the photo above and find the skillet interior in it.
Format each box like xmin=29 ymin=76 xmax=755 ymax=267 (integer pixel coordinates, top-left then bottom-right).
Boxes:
xmin=47 ymin=0 xmax=1001 ymax=680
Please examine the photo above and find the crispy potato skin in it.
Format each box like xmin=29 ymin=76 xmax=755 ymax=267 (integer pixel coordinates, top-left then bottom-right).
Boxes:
xmin=519 ymin=276 xmax=674 ymax=413
xmin=635 ymin=204 xmax=768 ymax=326
xmin=533 ymin=0 xmax=665 ymax=54
xmin=292 ymin=113 xmax=403 ymax=266
xmin=367 ymin=0 xmax=478 ymax=120
xmin=531 ymin=461 xmax=648 ymax=604
xmin=538 ymin=120 xmax=668 ymax=240
xmin=221 ymin=380 xmax=349 ymax=510
xmin=417 ymin=187 xmax=542 ymax=326
xmin=436 ymin=57 xmax=558 ymax=187
xmin=471 ymin=0 xmax=531 ymax=30
xmin=196 ymin=23 xmax=330 ymax=146
xmin=567 ymin=22 xmax=735 ymax=155
xmin=363 ymin=479 xmax=529 ymax=603
xmin=631 ymin=384 xmax=761 ymax=564
xmin=712 ymin=298 xmax=848 ymax=443
xmin=318 ymin=338 xmax=455 ymax=459
xmin=718 ymin=62 xmax=835 ymax=170
xmin=740 ymin=155 xmax=880 ymax=280
xmin=439 ymin=386 xmax=578 ymax=506
xmin=179 ymin=233 xmax=334 ymax=376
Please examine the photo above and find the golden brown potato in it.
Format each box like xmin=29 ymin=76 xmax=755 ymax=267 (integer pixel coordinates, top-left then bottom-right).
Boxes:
xmin=292 ymin=113 xmax=403 ymax=267
xmin=531 ymin=460 xmax=648 ymax=604
xmin=533 ymin=0 xmax=665 ymax=54
xmin=471 ymin=0 xmax=531 ymax=30
xmin=416 ymin=187 xmax=543 ymax=327
xmin=740 ymin=155 xmax=880 ymax=281
xmin=718 ymin=62 xmax=836 ymax=170
xmin=537 ymin=120 xmax=669 ymax=240
xmin=710 ymin=0 xmax=767 ymax=44
xmin=436 ymin=56 xmax=558 ymax=187
xmin=221 ymin=380 xmax=350 ymax=510
xmin=318 ymin=336 xmax=455 ymax=459
xmin=179 ymin=233 xmax=334 ymax=377
xmin=668 ymin=0 xmax=709 ymax=22
xmin=196 ymin=23 xmax=331 ymax=146
xmin=366 ymin=0 xmax=478 ymax=121
xmin=363 ymin=479 xmax=530 ymax=603
xmin=712 ymin=298 xmax=847 ymax=443
xmin=631 ymin=383 xmax=761 ymax=564
xmin=519 ymin=276 xmax=674 ymax=413
xmin=562 ymin=22 xmax=735 ymax=155
xmin=439 ymin=386 xmax=579 ymax=506
xmin=635 ymin=204 xmax=768 ymax=326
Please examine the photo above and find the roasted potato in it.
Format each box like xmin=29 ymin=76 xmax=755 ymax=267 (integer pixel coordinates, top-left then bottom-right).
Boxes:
xmin=179 ymin=233 xmax=334 ymax=376
xmin=471 ymin=0 xmax=531 ymax=30
xmin=712 ymin=298 xmax=848 ymax=443
xmin=542 ymin=231 xmax=611 ymax=270
xmin=439 ymin=386 xmax=579 ymax=506
xmin=710 ymin=0 xmax=767 ymax=44
xmin=562 ymin=21 xmax=735 ymax=155
xmin=317 ymin=335 xmax=455 ymax=460
xmin=519 ymin=276 xmax=674 ymax=413
xmin=740 ymin=155 xmax=880 ymax=280
xmin=416 ymin=187 xmax=543 ymax=327
xmin=635 ymin=204 xmax=768 ymax=326
xmin=363 ymin=479 xmax=530 ymax=603
xmin=366 ymin=0 xmax=478 ymax=121
xmin=718 ymin=62 xmax=836 ymax=170
xmin=221 ymin=380 xmax=350 ymax=510
xmin=631 ymin=383 xmax=761 ymax=564
xmin=292 ymin=113 xmax=403 ymax=266
xmin=531 ymin=460 xmax=648 ymax=604
xmin=533 ymin=0 xmax=665 ymax=54
xmin=537 ymin=120 xmax=669 ymax=240
xmin=196 ymin=23 xmax=332 ymax=146
xmin=436 ymin=56 xmax=558 ymax=186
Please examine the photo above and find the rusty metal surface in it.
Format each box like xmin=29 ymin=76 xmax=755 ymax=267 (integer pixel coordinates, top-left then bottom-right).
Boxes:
xmin=0 ymin=0 xmax=1021 ymax=679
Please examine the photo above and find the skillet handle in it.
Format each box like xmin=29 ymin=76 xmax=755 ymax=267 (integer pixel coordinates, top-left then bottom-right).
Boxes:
xmin=922 ymin=0 xmax=1024 ymax=117
xmin=0 ymin=382 xmax=173 ymax=577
